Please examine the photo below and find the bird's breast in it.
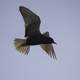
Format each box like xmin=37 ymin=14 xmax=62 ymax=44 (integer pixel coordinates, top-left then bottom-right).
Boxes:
xmin=26 ymin=35 xmax=53 ymax=45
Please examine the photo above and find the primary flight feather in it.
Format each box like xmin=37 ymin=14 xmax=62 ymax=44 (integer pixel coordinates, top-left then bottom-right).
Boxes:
xmin=14 ymin=6 xmax=57 ymax=59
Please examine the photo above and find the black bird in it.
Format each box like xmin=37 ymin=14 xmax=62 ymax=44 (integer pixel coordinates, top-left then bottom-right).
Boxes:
xmin=14 ymin=6 xmax=57 ymax=59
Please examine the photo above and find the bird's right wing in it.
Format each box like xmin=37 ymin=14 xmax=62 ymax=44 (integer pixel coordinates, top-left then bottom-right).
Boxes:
xmin=40 ymin=32 xmax=56 ymax=59
xmin=40 ymin=44 xmax=56 ymax=59
xmin=19 ymin=6 xmax=41 ymax=37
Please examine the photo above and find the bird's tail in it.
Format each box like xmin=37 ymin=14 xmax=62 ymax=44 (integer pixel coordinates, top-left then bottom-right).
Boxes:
xmin=14 ymin=38 xmax=30 ymax=55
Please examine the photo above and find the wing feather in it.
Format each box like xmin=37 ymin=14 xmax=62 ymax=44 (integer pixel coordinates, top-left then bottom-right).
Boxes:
xmin=19 ymin=6 xmax=41 ymax=37
xmin=40 ymin=32 xmax=57 ymax=59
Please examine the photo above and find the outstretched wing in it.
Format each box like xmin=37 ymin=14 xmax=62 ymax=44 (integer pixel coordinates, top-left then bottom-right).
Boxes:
xmin=40 ymin=32 xmax=56 ymax=59
xmin=19 ymin=6 xmax=41 ymax=37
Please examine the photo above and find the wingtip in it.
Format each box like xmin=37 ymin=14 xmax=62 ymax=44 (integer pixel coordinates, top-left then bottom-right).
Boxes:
xmin=19 ymin=6 xmax=26 ymax=11
xmin=19 ymin=6 xmax=23 ymax=11
xmin=19 ymin=6 xmax=24 ymax=8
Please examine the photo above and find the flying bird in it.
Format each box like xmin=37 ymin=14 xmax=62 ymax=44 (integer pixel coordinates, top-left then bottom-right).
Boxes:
xmin=14 ymin=6 xmax=57 ymax=59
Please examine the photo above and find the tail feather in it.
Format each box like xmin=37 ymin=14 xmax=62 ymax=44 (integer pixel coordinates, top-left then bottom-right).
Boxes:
xmin=14 ymin=38 xmax=30 ymax=55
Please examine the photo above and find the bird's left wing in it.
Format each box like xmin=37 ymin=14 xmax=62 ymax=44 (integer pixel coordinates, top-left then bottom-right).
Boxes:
xmin=19 ymin=6 xmax=41 ymax=37
xmin=40 ymin=32 xmax=56 ymax=59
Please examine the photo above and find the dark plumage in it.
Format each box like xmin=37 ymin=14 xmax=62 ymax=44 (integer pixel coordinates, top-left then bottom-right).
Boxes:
xmin=14 ymin=6 xmax=57 ymax=59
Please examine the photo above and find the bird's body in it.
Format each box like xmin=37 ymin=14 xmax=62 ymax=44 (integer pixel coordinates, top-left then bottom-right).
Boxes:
xmin=26 ymin=34 xmax=55 ymax=45
xmin=14 ymin=6 xmax=57 ymax=59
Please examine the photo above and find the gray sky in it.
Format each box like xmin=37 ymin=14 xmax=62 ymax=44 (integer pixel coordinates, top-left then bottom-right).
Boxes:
xmin=0 ymin=0 xmax=80 ymax=80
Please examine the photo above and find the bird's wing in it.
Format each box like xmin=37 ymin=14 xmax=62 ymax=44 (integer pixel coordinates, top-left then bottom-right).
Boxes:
xmin=19 ymin=6 xmax=41 ymax=37
xmin=14 ymin=38 xmax=30 ymax=55
xmin=40 ymin=32 xmax=56 ymax=59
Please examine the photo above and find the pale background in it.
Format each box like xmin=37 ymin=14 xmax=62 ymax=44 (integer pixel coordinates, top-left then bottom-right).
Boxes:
xmin=0 ymin=0 xmax=80 ymax=80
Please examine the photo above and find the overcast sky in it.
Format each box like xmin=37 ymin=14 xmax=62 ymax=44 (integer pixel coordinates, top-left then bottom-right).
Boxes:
xmin=0 ymin=0 xmax=80 ymax=80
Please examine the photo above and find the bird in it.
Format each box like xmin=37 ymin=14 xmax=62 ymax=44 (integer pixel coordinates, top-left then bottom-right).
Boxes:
xmin=14 ymin=6 xmax=57 ymax=59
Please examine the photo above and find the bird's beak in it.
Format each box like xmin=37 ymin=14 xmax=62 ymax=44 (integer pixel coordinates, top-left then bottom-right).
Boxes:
xmin=53 ymin=42 xmax=57 ymax=45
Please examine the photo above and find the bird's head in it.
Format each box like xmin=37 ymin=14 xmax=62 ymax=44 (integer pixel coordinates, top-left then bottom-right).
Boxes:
xmin=48 ymin=37 xmax=57 ymax=44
